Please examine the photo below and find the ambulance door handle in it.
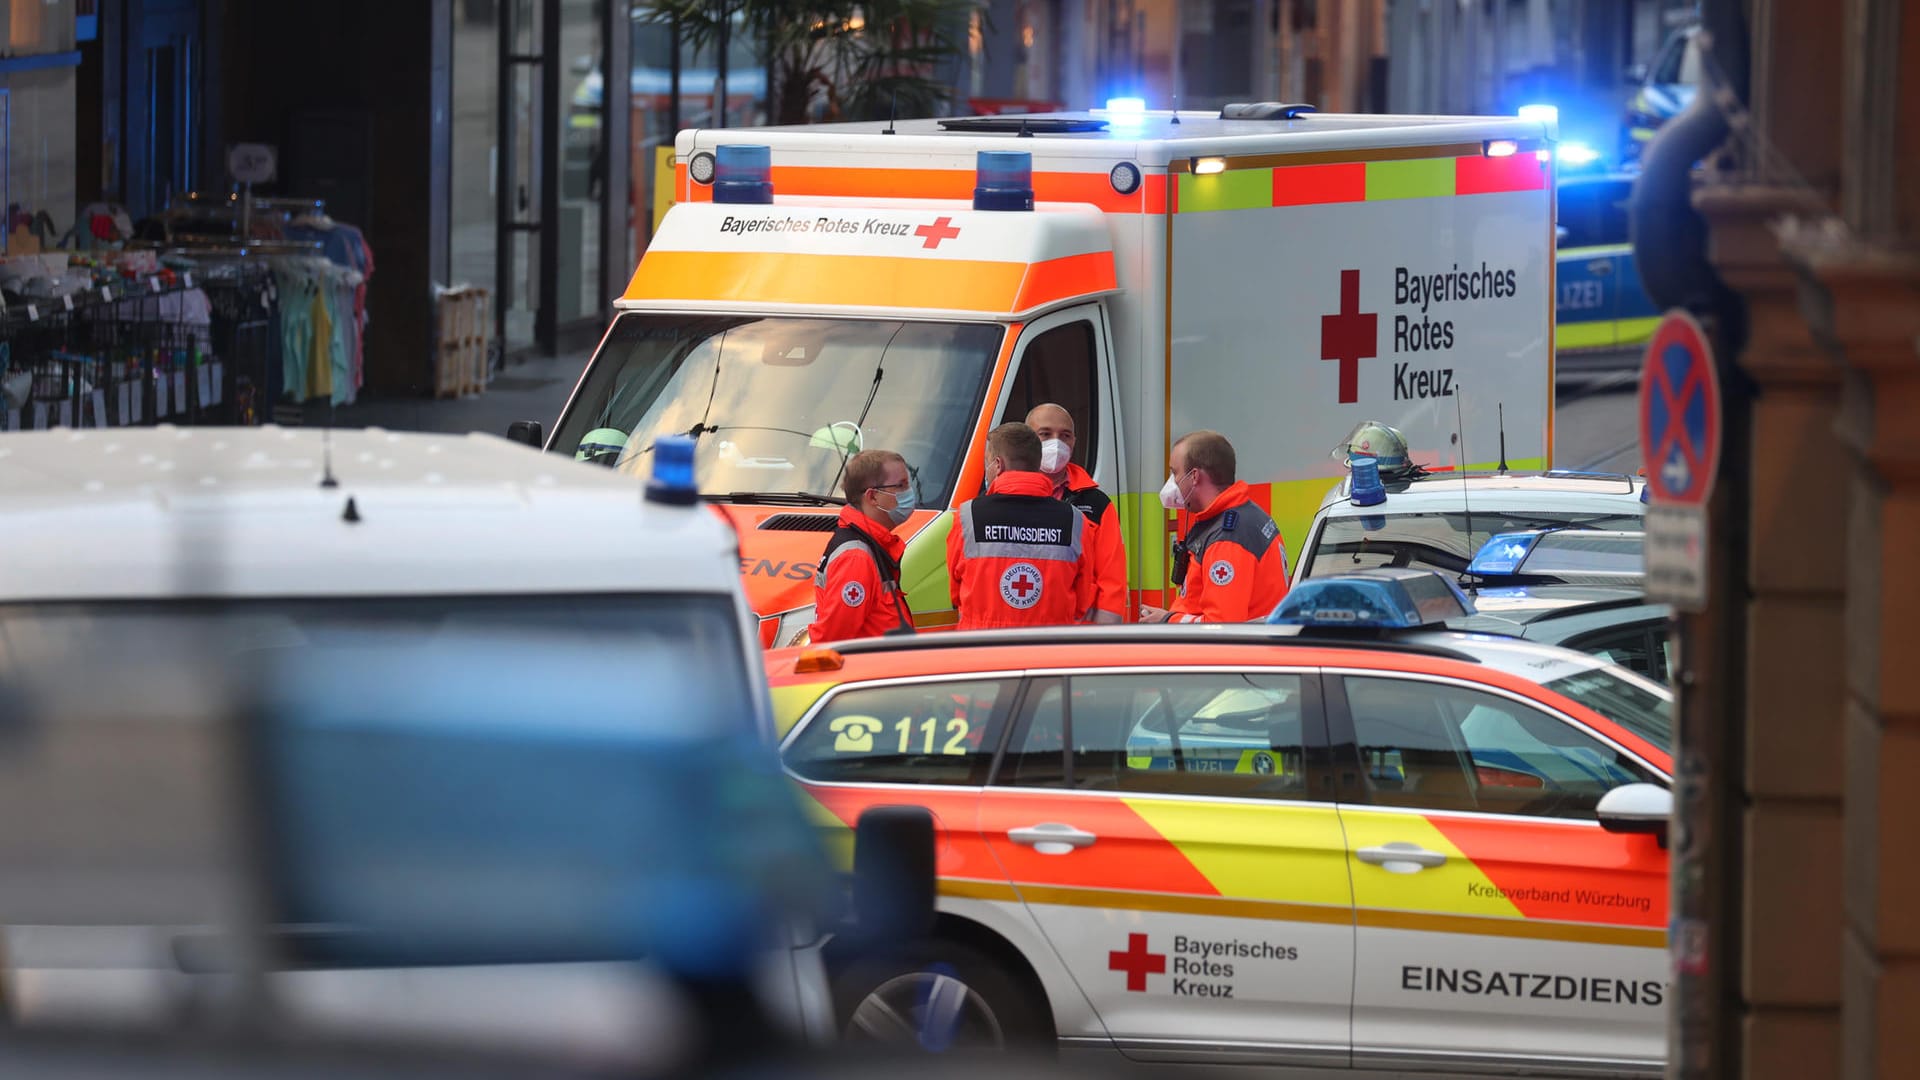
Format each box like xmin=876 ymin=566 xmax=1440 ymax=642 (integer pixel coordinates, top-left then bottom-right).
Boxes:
xmin=1355 ymin=843 xmax=1447 ymax=873
xmin=1009 ymin=823 xmax=1098 ymax=855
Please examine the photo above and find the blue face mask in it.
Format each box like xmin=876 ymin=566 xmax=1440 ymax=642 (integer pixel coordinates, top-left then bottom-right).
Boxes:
xmin=881 ymin=485 xmax=916 ymax=526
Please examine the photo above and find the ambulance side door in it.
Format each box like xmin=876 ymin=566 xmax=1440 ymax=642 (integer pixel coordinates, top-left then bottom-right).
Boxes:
xmin=1326 ymin=671 xmax=1669 ymax=1074
xmin=977 ymin=666 xmax=1355 ymax=1068
xmin=994 ymin=304 xmax=1119 ymax=497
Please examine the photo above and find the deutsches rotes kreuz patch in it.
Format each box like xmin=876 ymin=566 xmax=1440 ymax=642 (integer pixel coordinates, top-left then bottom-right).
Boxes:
xmin=1208 ymin=560 xmax=1235 ymax=586
xmin=1000 ymin=562 xmax=1044 ymax=609
xmin=842 ymin=581 xmax=866 ymax=607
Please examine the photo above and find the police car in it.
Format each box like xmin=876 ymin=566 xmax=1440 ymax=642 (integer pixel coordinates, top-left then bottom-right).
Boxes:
xmin=1296 ymin=428 xmax=1647 ymax=584
xmin=1453 ymin=528 xmax=1673 ymax=683
xmin=0 ymin=427 xmax=844 ymax=1060
xmin=1557 ymin=171 xmax=1661 ymax=352
xmin=768 ymin=569 xmax=1672 ymax=1076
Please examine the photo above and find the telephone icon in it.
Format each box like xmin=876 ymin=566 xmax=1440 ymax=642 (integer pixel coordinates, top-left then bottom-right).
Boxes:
xmin=829 ymin=715 xmax=884 ymax=753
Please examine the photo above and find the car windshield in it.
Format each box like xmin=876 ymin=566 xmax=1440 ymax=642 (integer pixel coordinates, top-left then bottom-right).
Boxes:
xmin=1542 ymin=667 xmax=1673 ymax=752
xmin=1307 ymin=510 xmax=1645 ymax=578
xmin=553 ymin=313 xmax=1002 ymax=507
xmin=0 ymin=594 xmax=758 ymax=734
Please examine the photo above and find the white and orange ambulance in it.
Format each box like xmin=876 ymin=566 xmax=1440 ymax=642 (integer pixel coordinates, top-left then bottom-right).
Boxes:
xmin=535 ymin=104 xmax=1558 ymax=646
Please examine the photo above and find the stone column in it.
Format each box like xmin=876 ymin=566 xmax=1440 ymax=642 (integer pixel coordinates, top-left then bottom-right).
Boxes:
xmin=1696 ymin=187 xmax=1847 ymax=1079
xmin=1781 ymin=231 xmax=1920 ymax=1080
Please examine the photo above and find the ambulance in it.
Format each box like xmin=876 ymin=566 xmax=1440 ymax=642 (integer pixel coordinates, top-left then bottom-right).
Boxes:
xmin=538 ymin=103 xmax=1559 ymax=645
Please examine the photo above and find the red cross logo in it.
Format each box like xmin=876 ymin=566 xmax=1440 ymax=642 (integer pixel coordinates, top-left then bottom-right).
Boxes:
xmin=914 ymin=216 xmax=962 ymax=249
xmin=1320 ymin=269 xmax=1378 ymax=404
xmin=1000 ymin=562 xmax=1043 ymax=609
xmin=1011 ymin=573 xmax=1035 ymax=598
xmin=1108 ymin=933 xmax=1166 ymax=993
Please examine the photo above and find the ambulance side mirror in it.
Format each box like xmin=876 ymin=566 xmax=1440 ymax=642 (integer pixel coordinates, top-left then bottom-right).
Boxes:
xmin=1596 ymin=783 xmax=1671 ymax=845
xmin=506 ymin=420 xmax=545 ymax=449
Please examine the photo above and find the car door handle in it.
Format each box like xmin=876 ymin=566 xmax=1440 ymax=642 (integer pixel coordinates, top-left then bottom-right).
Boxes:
xmin=1008 ymin=822 xmax=1097 ymax=854
xmin=1587 ymin=259 xmax=1614 ymax=275
xmin=1356 ymin=842 xmax=1448 ymax=872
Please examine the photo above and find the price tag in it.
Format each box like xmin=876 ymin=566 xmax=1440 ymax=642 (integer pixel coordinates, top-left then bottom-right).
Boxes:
xmin=117 ymin=383 xmax=132 ymax=425
xmin=62 ymin=294 xmax=74 ymax=312
xmin=172 ymin=371 xmax=188 ymax=411
xmin=196 ymin=366 xmax=213 ymax=406
xmin=155 ymin=375 xmax=170 ymax=418
xmin=210 ymin=362 xmax=225 ymax=406
xmin=102 ymin=286 xmax=114 ymax=303
xmin=26 ymin=304 xmax=38 ymax=321
xmin=149 ymin=276 xmax=161 ymax=293
xmin=89 ymin=390 xmax=107 ymax=429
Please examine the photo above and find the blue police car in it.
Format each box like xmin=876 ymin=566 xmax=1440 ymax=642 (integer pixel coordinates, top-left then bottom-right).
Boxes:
xmin=1556 ymin=171 xmax=1660 ymax=353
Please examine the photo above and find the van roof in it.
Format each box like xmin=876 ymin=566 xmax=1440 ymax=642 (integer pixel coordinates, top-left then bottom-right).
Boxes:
xmin=679 ymin=111 xmax=1547 ymax=168
xmin=0 ymin=427 xmax=741 ymax=602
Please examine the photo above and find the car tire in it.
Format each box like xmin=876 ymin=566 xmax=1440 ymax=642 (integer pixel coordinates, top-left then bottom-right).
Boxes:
xmin=832 ymin=940 xmax=1049 ymax=1053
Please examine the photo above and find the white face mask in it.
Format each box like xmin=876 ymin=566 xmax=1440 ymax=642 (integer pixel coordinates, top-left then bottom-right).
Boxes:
xmin=1159 ymin=471 xmax=1187 ymax=511
xmin=1039 ymin=438 xmax=1070 ymax=475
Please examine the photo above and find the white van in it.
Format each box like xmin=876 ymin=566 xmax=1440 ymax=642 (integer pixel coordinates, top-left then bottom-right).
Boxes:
xmin=0 ymin=426 xmax=839 ymax=1068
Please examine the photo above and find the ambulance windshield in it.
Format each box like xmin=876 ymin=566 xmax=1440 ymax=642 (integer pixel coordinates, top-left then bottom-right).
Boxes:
xmin=554 ymin=312 xmax=1002 ymax=506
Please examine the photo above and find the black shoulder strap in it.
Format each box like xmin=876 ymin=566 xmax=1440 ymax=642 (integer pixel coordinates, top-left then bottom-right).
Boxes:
xmin=1065 ymin=484 xmax=1112 ymax=521
xmin=820 ymin=525 xmax=902 ymax=583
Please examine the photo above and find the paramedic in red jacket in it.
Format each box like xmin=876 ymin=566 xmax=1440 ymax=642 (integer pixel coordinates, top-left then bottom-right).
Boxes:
xmin=1140 ymin=430 xmax=1291 ymax=623
xmin=1027 ymin=402 xmax=1128 ymax=623
xmin=807 ymin=449 xmax=917 ymax=643
xmin=947 ymin=423 xmax=1097 ymax=629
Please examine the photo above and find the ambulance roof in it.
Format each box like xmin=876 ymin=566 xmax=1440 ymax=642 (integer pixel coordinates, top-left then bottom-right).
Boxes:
xmin=679 ymin=110 xmax=1548 ymax=168
xmin=0 ymin=427 xmax=740 ymax=602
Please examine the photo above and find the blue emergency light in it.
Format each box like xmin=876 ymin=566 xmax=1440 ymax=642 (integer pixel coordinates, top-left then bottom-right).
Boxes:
xmin=1104 ymin=97 xmax=1147 ymax=114
xmin=647 ymin=434 xmax=700 ymax=505
xmin=1349 ymin=455 xmax=1387 ymax=507
xmin=712 ymin=144 xmax=774 ymax=205
xmin=974 ymin=151 xmax=1035 ymax=212
xmin=1267 ymin=568 xmax=1474 ymax=630
xmin=1467 ymin=531 xmax=1543 ymax=577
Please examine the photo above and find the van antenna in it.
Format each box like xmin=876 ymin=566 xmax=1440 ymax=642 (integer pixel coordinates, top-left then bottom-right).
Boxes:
xmin=884 ymin=91 xmax=897 ymax=135
xmin=1454 ymin=388 xmax=1476 ymax=594
xmin=1170 ymin=95 xmax=1181 ymax=125
xmin=1496 ymin=403 xmax=1509 ymax=474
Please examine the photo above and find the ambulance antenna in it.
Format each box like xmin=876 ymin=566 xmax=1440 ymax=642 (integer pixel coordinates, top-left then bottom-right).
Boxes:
xmin=1454 ymin=388 xmax=1477 ymax=594
xmin=1496 ymin=403 xmax=1509 ymax=474
xmin=319 ymin=401 xmax=338 ymax=489
xmin=1171 ymin=95 xmax=1181 ymax=125
xmin=884 ymin=92 xmax=897 ymax=135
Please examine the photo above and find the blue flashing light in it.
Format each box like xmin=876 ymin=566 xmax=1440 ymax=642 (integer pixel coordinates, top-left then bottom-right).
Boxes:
xmin=1518 ymin=103 xmax=1559 ymax=127
xmin=1467 ymin=531 xmax=1545 ymax=577
xmin=647 ymin=434 xmax=700 ymax=505
xmin=1104 ymin=97 xmax=1146 ymax=114
xmin=1267 ymin=568 xmax=1473 ymax=630
xmin=974 ymin=150 xmax=1035 ymax=212
xmin=1557 ymin=141 xmax=1601 ymax=166
xmin=1640 ymin=481 xmax=1651 ymax=503
xmin=712 ymin=144 xmax=773 ymax=205
xmin=1349 ymin=455 xmax=1387 ymax=508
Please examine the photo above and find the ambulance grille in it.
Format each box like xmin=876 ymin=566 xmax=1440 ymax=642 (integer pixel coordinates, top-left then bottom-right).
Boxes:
xmin=758 ymin=513 xmax=838 ymax=532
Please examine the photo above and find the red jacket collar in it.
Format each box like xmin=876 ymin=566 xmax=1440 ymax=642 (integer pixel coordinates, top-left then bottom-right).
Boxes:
xmin=1191 ymin=481 xmax=1254 ymax=524
xmin=988 ymin=471 xmax=1058 ymax=498
xmin=1051 ymin=463 xmax=1099 ymax=497
xmin=836 ymin=504 xmax=906 ymax=557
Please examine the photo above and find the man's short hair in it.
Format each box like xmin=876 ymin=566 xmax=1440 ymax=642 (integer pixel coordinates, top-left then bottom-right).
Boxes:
xmin=1175 ymin=430 xmax=1236 ymax=486
xmin=842 ymin=449 xmax=906 ymax=504
xmin=988 ymin=422 xmax=1043 ymax=472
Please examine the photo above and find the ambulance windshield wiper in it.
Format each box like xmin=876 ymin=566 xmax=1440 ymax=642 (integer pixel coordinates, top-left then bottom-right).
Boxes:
xmin=707 ymin=491 xmax=847 ymax=506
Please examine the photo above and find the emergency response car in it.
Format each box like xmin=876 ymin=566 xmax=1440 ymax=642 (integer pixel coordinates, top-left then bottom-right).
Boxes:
xmin=0 ymin=426 xmax=841 ymax=1056
xmin=768 ymin=570 xmax=1673 ymax=1076
xmin=1453 ymin=529 xmax=1673 ymax=683
xmin=530 ymin=102 xmax=1560 ymax=642
xmin=1297 ymin=465 xmax=1647 ymax=581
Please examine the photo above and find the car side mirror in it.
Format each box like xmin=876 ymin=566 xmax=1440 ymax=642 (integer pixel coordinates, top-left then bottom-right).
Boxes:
xmin=1596 ymin=782 xmax=1671 ymax=845
xmin=506 ymin=420 xmax=545 ymax=449
xmin=847 ymin=805 xmax=936 ymax=945
xmin=1625 ymin=62 xmax=1649 ymax=83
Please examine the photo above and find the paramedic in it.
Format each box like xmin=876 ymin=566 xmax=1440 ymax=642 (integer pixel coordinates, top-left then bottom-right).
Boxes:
xmin=1027 ymin=403 xmax=1128 ymax=623
xmin=1140 ymin=430 xmax=1290 ymax=623
xmin=948 ymin=423 xmax=1097 ymax=629
xmin=807 ymin=449 xmax=917 ymax=643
